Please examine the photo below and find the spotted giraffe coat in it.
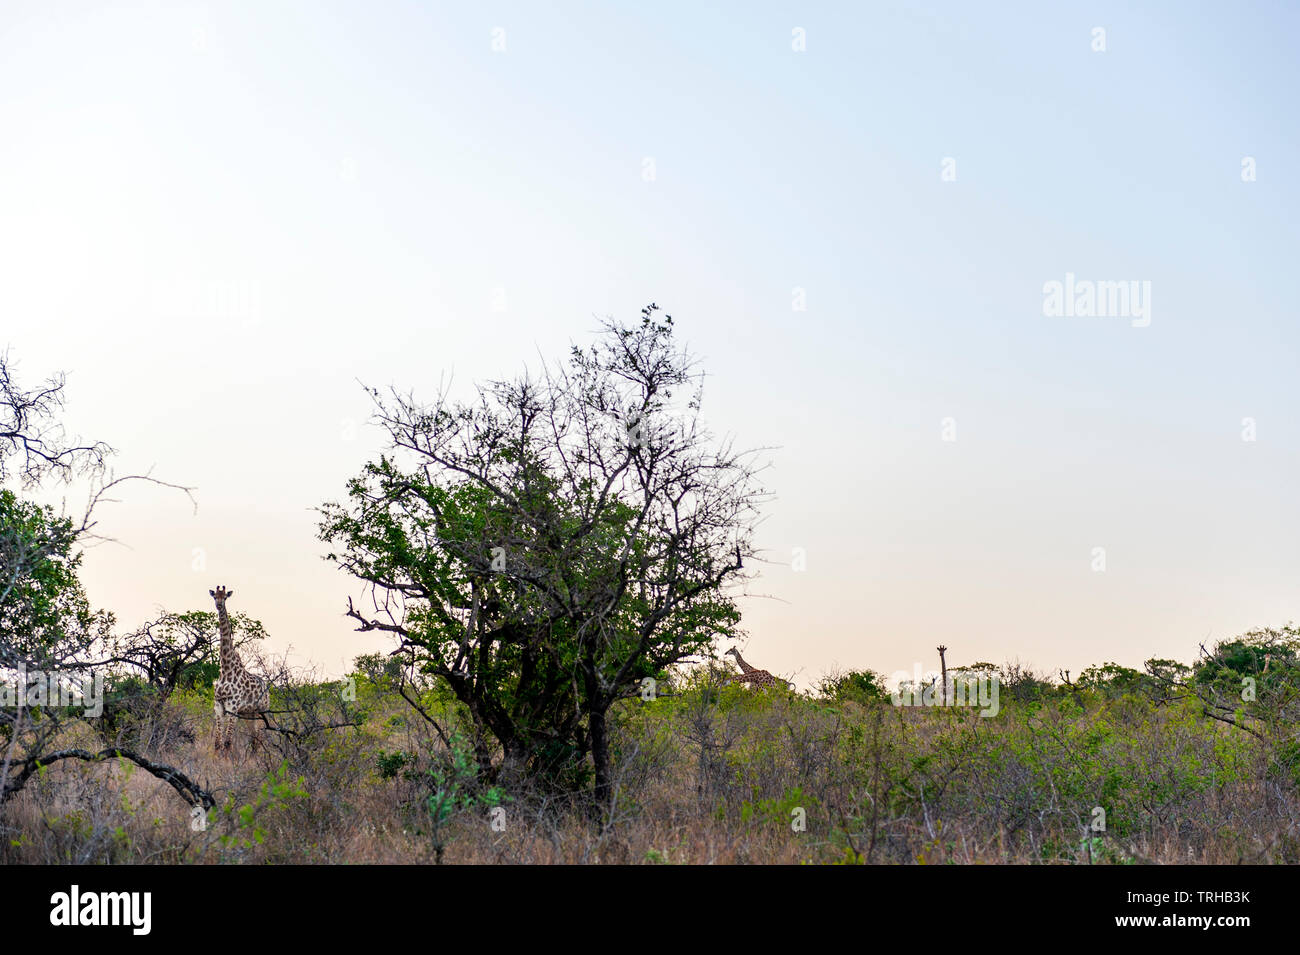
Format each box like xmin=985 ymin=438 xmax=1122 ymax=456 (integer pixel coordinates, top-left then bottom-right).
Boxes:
xmin=210 ymin=586 xmax=270 ymax=753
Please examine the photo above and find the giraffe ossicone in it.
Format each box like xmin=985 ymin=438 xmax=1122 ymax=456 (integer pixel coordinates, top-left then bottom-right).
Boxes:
xmin=210 ymin=585 xmax=270 ymax=756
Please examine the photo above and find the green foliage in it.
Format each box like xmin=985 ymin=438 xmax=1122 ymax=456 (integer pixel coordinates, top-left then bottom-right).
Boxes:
xmin=1193 ymin=627 xmax=1299 ymax=688
xmin=819 ymin=669 xmax=890 ymax=705
xmin=1196 ymin=641 xmax=1269 ymax=683
xmin=1077 ymin=663 xmax=1146 ymax=696
xmin=1075 ymin=836 xmax=1134 ymax=865
xmin=426 ymin=735 xmax=505 ymax=828
xmin=739 ymin=785 xmax=813 ymax=830
xmin=219 ymin=762 xmax=309 ymax=851
xmin=407 ymin=733 xmax=510 ymax=862
xmin=376 ymin=748 xmax=415 ymax=780
xmin=996 ymin=661 xmax=1053 ymax=703
xmin=352 ymin=652 xmax=403 ymax=691
xmin=1268 ymin=737 xmax=1300 ymax=787
xmin=0 ymin=488 xmax=111 ymax=664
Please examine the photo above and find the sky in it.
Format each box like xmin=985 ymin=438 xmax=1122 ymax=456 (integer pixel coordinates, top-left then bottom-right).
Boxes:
xmin=2 ymin=1 xmax=1297 ymax=688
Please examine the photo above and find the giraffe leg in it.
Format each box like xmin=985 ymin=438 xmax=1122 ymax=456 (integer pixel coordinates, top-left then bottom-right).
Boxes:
xmin=213 ymin=701 xmax=226 ymax=755
xmin=215 ymin=707 xmax=236 ymax=756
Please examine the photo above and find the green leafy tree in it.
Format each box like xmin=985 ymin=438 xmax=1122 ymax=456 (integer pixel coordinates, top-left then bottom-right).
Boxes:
xmin=320 ymin=306 xmax=767 ymax=806
xmin=1145 ymin=627 xmax=1300 ymax=743
xmin=0 ymin=489 xmax=112 ymax=670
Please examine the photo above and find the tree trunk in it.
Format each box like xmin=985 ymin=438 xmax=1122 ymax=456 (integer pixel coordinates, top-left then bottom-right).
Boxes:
xmin=473 ymin=735 xmax=495 ymax=779
xmin=589 ymin=706 xmax=612 ymax=815
xmin=499 ymin=737 xmax=530 ymax=788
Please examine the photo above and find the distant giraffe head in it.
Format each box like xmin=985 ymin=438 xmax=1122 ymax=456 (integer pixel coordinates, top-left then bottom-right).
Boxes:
xmin=209 ymin=585 xmax=234 ymax=606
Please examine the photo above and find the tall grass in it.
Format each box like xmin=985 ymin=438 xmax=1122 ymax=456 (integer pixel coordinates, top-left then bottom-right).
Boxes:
xmin=1 ymin=668 xmax=1295 ymax=864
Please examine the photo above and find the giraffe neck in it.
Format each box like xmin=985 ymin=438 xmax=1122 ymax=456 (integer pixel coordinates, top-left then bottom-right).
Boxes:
xmin=733 ymin=652 xmax=756 ymax=674
xmin=217 ymin=605 xmax=243 ymax=676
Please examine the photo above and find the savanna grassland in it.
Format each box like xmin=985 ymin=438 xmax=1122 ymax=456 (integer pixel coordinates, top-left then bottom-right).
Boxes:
xmin=3 ymin=320 xmax=1299 ymax=866
xmin=2 ymin=630 xmax=1297 ymax=865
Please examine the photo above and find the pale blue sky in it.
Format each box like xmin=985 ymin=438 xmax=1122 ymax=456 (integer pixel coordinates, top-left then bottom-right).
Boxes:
xmin=2 ymin=1 xmax=1296 ymax=684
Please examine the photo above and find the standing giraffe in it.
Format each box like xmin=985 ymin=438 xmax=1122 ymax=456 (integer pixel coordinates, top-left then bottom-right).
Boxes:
xmin=723 ymin=648 xmax=790 ymax=690
xmin=936 ymin=645 xmax=949 ymax=706
xmin=210 ymin=586 xmax=270 ymax=755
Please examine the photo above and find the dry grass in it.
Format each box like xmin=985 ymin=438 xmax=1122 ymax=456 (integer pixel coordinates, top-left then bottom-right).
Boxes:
xmin=2 ymin=674 xmax=1297 ymax=865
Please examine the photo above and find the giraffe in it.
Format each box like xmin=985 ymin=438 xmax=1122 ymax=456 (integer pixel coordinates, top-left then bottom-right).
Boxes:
xmin=723 ymin=648 xmax=790 ymax=690
xmin=210 ymin=586 xmax=270 ymax=755
xmin=937 ymin=645 xmax=949 ymax=706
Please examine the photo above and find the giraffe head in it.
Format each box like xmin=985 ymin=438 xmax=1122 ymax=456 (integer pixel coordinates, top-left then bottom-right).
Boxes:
xmin=723 ymin=648 xmax=739 ymax=660
xmin=209 ymin=585 xmax=235 ymax=608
